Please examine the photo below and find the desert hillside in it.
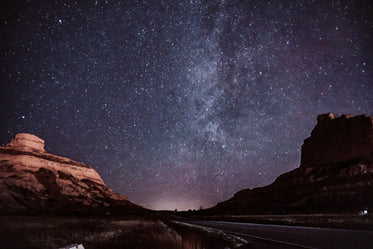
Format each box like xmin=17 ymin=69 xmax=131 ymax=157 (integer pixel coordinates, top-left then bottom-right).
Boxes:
xmin=0 ymin=133 xmax=142 ymax=214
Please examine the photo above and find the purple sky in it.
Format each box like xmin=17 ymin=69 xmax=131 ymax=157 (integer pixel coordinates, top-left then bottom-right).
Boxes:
xmin=1 ymin=0 xmax=372 ymax=210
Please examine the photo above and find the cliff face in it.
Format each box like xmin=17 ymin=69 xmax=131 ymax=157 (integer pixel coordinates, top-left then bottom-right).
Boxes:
xmin=0 ymin=133 xmax=141 ymax=214
xmin=209 ymin=113 xmax=373 ymax=214
xmin=301 ymin=113 xmax=373 ymax=167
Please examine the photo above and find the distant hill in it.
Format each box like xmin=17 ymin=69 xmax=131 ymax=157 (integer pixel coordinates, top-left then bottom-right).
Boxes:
xmin=206 ymin=113 xmax=373 ymax=214
xmin=0 ymin=133 xmax=143 ymax=215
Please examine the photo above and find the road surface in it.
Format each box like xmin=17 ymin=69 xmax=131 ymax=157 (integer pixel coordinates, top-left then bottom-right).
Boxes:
xmin=188 ymin=220 xmax=373 ymax=249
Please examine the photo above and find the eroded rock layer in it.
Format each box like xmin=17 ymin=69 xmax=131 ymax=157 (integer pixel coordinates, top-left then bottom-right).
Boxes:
xmin=0 ymin=133 xmax=142 ymax=214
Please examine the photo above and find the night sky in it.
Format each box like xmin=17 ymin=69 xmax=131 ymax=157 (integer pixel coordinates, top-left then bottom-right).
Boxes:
xmin=1 ymin=0 xmax=372 ymax=210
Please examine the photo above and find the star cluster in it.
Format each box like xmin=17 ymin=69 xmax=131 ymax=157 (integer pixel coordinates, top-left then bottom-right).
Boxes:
xmin=1 ymin=0 xmax=372 ymax=210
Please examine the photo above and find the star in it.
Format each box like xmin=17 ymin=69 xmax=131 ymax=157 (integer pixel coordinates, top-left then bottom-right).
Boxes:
xmin=0 ymin=0 xmax=372 ymax=211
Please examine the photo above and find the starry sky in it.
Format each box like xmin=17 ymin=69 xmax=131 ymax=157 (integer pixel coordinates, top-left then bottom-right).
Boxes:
xmin=1 ymin=0 xmax=372 ymax=210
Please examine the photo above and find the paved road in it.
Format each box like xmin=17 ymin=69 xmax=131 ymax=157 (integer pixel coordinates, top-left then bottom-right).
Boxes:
xmin=188 ymin=220 xmax=373 ymax=249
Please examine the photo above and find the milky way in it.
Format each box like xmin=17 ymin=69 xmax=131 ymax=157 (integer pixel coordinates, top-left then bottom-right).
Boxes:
xmin=1 ymin=0 xmax=372 ymax=210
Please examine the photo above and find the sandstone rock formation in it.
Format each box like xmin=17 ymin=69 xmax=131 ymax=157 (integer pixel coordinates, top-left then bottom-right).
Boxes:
xmin=0 ymin=133 xmax=142 ymax=214
xmin=7 ymin=133 xmax=46 ymax=152
xmin=208 ymin=113 xmax=373 ymax=214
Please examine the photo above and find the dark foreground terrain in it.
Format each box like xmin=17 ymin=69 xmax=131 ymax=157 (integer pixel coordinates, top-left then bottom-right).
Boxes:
xmin=0 ymin=215 xmax=248 ymax=249
xmin=1 ymin=214 xmax=372 ymax=249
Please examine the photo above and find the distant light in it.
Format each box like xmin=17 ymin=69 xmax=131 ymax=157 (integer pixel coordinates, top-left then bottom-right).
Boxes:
xmin=58 ymin=19 xmax=62 ymax=24
xmin=149 ymin=199 xmax=201 ymax=211
xmin=359 ymin=209 xmax=368 ymax=215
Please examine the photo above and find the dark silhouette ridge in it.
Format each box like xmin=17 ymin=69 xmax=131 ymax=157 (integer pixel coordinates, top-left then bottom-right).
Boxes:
xmin=205 ymin=113 xmax=373 ymax=214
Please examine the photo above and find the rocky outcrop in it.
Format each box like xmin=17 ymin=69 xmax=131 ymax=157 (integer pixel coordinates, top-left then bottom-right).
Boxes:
xmin=301 ymin=114 xmax=373 ymax=167
xmin=7 ymin=133 xmax=46 ymax=152
xmin=0 ymin=133 xmax=142 ymax=214
xmin=208 ymin=113 xmax=373 ymax=214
